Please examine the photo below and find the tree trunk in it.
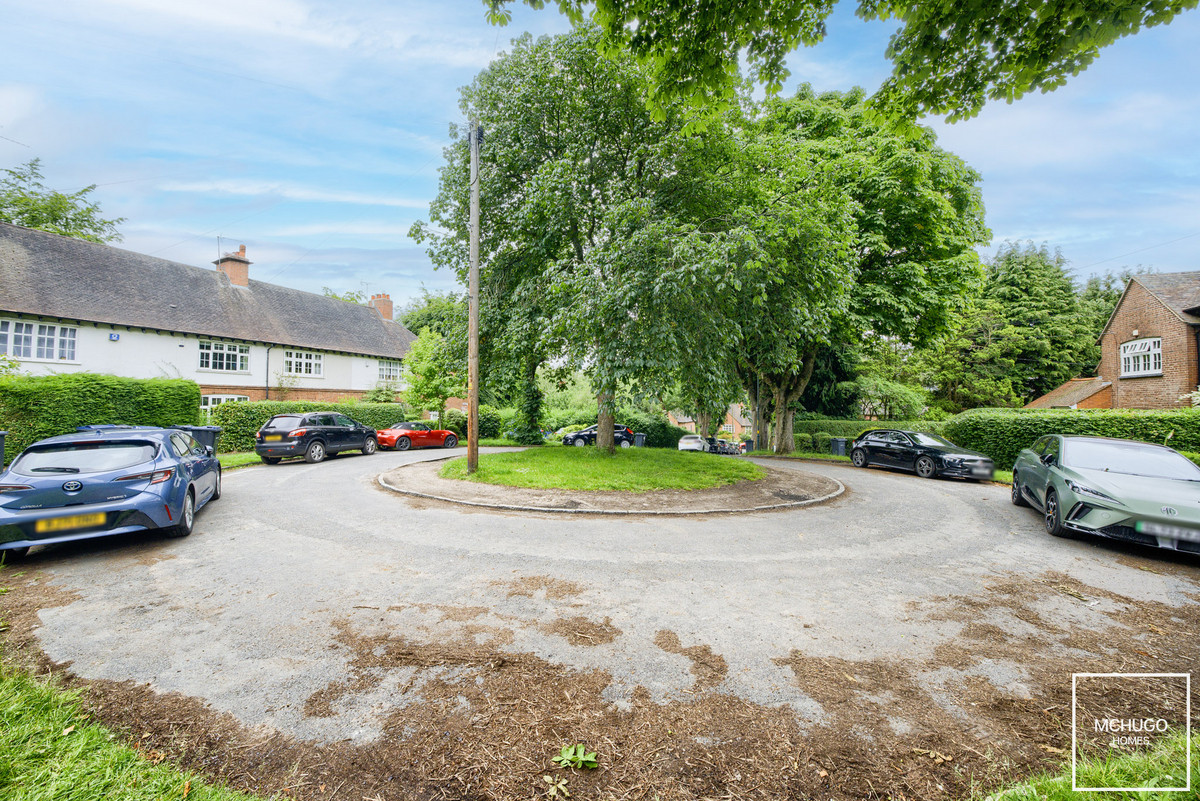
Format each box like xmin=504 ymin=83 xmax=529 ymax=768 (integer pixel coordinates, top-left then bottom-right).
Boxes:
xmin=596 ymin=387 xmax=615 ymax=454
xmin=696 ymin=411 xmax=712 ymax=439
xmin=748 ymin=380 xmax=771 ymax=452
xmin=771 ymin=384 xmax=795 ymax=454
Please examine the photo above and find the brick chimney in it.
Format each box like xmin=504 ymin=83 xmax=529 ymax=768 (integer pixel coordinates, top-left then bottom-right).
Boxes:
xmin=368 ymin=292 xmax=393 ymax=321
xmin=213 ymin=244 xmax=251 ymax=287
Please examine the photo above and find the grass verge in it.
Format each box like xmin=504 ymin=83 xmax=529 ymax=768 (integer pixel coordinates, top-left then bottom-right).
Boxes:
xmin=477 ymin=437 xmax=523 ymax=447
xmin=217 ymin=451 xmax=262 ymax=470
xmin=979 ymin=730 xmax=1194 ymax=800
xmin=745 ymin=449 xmax=852 ymax=462
xmin=0 ymin=659 xmax=259 ymax=801
xmin=439 ymin=447 xmax=764 ymax=491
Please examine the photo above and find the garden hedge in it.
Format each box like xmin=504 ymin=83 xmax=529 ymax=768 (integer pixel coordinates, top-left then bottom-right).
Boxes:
xmin=210 ymin=400 xmax=411 ymax=452
xmin=943 ymin=408 xmax=1200 ymax=469
xmin=0 ymin=374 xmax=200 ymax=464
xmin=792 ymin=418 xmax=948 ymax=439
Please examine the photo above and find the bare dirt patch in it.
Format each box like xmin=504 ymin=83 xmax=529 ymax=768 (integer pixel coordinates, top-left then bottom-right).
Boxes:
xmin=497 ymin=574 xmax=586 ymax=601
xmin=3 ymin=562 xmax=1200 ymax=801
xmin=380 ymin=459 xmax=841 ymax=514
xmin=543 ymin=616 xmax=621 ymax=646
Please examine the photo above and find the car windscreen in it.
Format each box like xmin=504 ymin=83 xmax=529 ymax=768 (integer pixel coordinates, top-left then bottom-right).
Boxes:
xmin=1063 ymin=440 xmax=1200 ymax=480
xmin=11 ymin=442 xmax=158 ymax=475
xmin=909 ymin=433 xmax=952 ymax=447
xmin=390 ymin=423 xmax=412 ymax=430
xmin=263 ymin=415 xmax=304 ymax=431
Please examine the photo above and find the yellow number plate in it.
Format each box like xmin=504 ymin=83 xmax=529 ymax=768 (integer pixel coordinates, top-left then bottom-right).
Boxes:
xmin=264 ymin=434 xmax=283 ymax=442
xmin=35 ymin=512 xmax=107 ymax=534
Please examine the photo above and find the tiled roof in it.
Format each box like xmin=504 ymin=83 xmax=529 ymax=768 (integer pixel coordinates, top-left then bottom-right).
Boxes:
xmin=0 ymin=223 xmax=416 ymax=359
xmin=1025 ymin=377 xmax=1111 ymax=409
xmin=1133 ymin=273 xmax=1200 ymax=325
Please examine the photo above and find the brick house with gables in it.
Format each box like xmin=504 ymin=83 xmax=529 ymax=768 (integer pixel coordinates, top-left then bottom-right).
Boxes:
xmin=1027 ymin=272 xmax=1200 ymax=410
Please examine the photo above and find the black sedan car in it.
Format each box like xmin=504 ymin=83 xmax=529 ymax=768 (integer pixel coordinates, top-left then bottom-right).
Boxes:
xmin=562 ymin=424 xmax=636 ymax=448
xmin=255 ymin=412 xmax=378 ymax=464
xmin=849 ymin=429 xmax=993 ymax=481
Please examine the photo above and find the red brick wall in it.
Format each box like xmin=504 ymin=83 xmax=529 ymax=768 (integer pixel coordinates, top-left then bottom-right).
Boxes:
xmin=1099 ymin=282 xmax=1197 ymax=409
xmin=1077 ymin=385 xmax=1112 ymax=409
xmin=199 ymin=384 xmax=367 ymax=403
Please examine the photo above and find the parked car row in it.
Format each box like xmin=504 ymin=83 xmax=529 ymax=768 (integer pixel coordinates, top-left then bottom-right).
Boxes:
xmin=677 ymin=435 xmax=744 ymax=454
xmin=562 ymin=424 xmax=636 ymax=448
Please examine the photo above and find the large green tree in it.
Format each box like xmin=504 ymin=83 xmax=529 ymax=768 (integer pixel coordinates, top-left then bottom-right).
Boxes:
xmin=0 ymin=159 xmax=124 ymax=243
xmin=486 ymin=0 xmax=1196 ymax=119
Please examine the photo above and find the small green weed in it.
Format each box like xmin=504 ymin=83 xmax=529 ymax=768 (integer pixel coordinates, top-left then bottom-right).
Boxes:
xmin=552 ymin=743 xmax=599 ymax=770
xmin=543 ymin=774 xmax=570 ymax=797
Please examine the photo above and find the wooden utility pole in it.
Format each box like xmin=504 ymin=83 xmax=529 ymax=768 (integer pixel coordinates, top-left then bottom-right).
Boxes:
xmin=467 ymin=119 xmax=481 ymax=474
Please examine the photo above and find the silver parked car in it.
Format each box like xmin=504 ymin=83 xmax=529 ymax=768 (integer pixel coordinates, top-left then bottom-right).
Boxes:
xmin=677 ymin=434 xmax=709 ymax=452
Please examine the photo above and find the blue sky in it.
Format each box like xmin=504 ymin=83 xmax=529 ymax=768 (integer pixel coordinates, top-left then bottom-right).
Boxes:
xmin=3 ymin=0 xmax=1197 ymax=308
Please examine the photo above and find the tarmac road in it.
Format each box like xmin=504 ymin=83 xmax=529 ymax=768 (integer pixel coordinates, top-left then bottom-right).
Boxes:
xmin=16 ymin=447 xmax=1200 ymax=743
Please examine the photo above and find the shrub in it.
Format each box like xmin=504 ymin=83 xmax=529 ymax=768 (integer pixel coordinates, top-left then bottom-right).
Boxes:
xmin=442 ymin=409 xmax=467 ymax=437
xmin=210 ymin=400 xmax=410 ymax=452
xmin=943 ymin=407 xmax=1200 ymax=469
xmin=0 ymin=374 xmax=200 ymax=464
xmin=478 ymin=404 xmax=503 ymax=439
xmin=792 ymin=418 xmax=948 ymax=439
xmin=814 ymin=432 xmax=833 ymax=453
xmin=793 ymin=432 xmax=814 ymax=451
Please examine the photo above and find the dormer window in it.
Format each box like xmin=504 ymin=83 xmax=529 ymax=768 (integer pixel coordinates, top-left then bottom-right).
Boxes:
xmin=1120 ymin=338 xmax=1161 ymax=378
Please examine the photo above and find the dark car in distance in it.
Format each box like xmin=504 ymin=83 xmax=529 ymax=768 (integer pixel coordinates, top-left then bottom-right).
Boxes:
xmin=0 ymin=425 xmax=221 ymax=559
xmin=255 ymin=412 xmax=378 ymax=464
xmin=850 ymin=429 xmax=993 ymax=481
xmin=563 ymin=424 xmax=636 ymax=448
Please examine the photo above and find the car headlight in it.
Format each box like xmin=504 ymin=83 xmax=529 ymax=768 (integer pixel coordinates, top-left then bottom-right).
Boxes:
xmin=1066 ymin=480 xmax=1124 ymax=505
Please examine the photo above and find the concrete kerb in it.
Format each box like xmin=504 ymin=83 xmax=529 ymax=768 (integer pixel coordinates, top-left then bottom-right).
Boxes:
xmin=375 ymin=453 xmax=846 ymax=516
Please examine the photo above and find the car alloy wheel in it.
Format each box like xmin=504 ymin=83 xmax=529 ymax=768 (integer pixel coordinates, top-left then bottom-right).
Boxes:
xmin=1044 ymin=489 xmax=1069 ymax=538
xmin=363 ymin=437 xmax=378 ymax=455
xmin=168 ymin=490 xmax=195 ymax=538
xmin=212 ymin=468 xmax=222 ymax=500
xmin=915 ymin=456 xmax=937 ymax=479
xmin=444 ymin=435 xmax=458 ymax=448
xmin=1011 ymin=473 xmax=1029 ymax=507
xmin=573 ymin=438 xmax=586 ymax=447
xmin=851 ymin=448 xmax=868 ymax=468
xmin=619 ymin=440 xmax=631 ymax=448
xmin=305 ymin=440 xmax=327 ymax=463
xmin=396 ymin=437 xmax=411 ymax=451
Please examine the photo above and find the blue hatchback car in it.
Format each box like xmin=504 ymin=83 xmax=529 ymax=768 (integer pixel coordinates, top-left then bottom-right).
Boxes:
xmin=0 ymin=426 xmax=221 ymax=559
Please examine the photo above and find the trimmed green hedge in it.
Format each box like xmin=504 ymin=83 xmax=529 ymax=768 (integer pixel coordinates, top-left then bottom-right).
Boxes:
xmin=0 ymin=374 xmax=200 ymax=464
xmin=792 ymin=418 xmax=948 ymax=439
xmin=210 ymin=400 xmax=411 ymax=452
xmin=943 ymin=408 xmax=1200 ymax=469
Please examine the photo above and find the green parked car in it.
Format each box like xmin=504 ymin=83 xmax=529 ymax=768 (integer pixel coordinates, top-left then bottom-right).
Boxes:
xmin=1012 ymin=435 xmax=1200 ymax=554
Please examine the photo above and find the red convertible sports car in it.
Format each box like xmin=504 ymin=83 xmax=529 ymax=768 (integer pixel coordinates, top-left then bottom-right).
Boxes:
xmin=376 ymin=421 xmax=459 ymax=451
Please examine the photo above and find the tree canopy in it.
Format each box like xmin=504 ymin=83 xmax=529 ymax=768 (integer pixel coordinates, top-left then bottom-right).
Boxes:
xmin=486 ymin=0 xmax=1197 ymax=120
xmin=0 ymin=159 xmax=124 ymax=243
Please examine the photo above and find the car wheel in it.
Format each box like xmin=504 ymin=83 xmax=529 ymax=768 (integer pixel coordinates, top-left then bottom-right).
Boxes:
xmin=1011 ymin=472 xmax=1029 ymax=507
xmin=444 ymin=435 xmax=458 ymax=448
xmin=396 ymin=436 xmax=411 ymax=451
xmin=851 ymin=448 xmax=868 ymax=468
xmin=619 ymin=440 xmax=631 ymax=448
xmin=211 ymin=467 xmax=222 ymax=500
xmin=1044 ymin=488 xmax=1069 ymax=538
xmin=304 ymin=440 xmax=327 ymax=463
xmin=167 ymin=489 xmax=195 ymax=538
xmin=573 ymin=438 xmax=586 ymax=447
xmin=261 ymin=456 xmax=281 ymax=465
xmin=915 ymin=455 xmax=937 ymax=479
xmin=1 ymin=546 xmax=29 ymax=562
xmin=362 ymin=436 xmax=378 ymax=455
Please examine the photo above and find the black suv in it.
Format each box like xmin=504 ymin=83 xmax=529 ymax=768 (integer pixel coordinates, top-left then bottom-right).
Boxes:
xmin=562 ymin=424 xmax=636 ymax=448
xmin=255 ymin=412 xmax=378 ymax=464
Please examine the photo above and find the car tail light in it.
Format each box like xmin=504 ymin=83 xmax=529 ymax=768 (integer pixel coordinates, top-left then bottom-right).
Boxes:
xmin=116 ymin=468 xmax=174 ymax=484
xmin=288 ymin=429 xmax=308 ymax=438
xmin=625 ymin=428 xmax=633 ymax=435
xmin=0 ymin=484 xmax=32 ymax=493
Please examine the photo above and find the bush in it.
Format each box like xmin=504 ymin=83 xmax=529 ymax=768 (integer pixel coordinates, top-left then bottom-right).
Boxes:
xmin=210 ymin=400 xmax=410 ymax=452
xmin=478 ymin=404 xmax=503 ymax=439
xmin=943 ymin=407 xmax=1200 ymax=469
xmin=441 ymin=409 xmax=467 ymax=437
xmin=793 ymin=432 xmax=814 ymax=451
xmin=792 ymin=418 xmax=948 ymax=439
xmin=0 ymin=374 xmax=200 ymax=464
xmin=814 ymin=432 xmax=833 ymax=453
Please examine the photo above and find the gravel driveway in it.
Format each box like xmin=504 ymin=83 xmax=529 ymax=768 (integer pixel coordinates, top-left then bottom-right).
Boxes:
xmin=4 ymin=448 xmax=1198 ymax=799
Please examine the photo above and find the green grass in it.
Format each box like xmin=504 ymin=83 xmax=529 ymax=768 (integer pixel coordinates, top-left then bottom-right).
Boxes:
xmin=979 ymin=730 xmax=1195 ymax=800
xmin=745 ymin=449 xmax=852 ymax=462
xmin=0 ymin=659 xmax=261 ymax=801
xmin=439 ymin=447 xmax=765 ymax=491
xmin=477 ymin=437 xmax=523 ymax=447
xmin=217 ymin=451 xmax=262 ymax=470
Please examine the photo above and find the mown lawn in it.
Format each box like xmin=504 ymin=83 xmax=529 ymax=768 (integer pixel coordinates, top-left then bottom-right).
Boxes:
xmin=439 ymin=446 xmax=764 ymax=491
xmin=216 ymin=451 xmax=262 ymax=470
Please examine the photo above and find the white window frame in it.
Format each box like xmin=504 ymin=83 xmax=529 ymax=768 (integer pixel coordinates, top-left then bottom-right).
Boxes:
xmin=199 ymin=340 xmax=250 ymax=373
xmin=378 ymin=358 xmax=402 ymax=382
xmin=722 ymin=423 xmax=734 ymax=433
xmin=1120 ymin=337 xmax=1162 ymax=378
xmin=200 ymin=394 xmax=249 ymax=409
xmin=0 ymin=319 xmax=78 ymax=361
xmin=283 ymin=349 xmax=323 ymax=377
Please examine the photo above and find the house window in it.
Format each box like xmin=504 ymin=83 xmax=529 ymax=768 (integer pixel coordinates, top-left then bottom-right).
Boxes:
xmin=201 ymin=395 xmax=249 ymax=420
xmin=1120 ymin=338 xmax=1162 ymax=378
xmin=199 ymin=341 xmax=250 ymax=372
xmin=283 ymin=350 xmax=323 ymax=377
xmin=0 ymin=320 xmax=75 ymax=360
xmin=378 ymin=358 xmax=402 ymax=382
xmin=722 ymin=423 xmax=734 ymax=433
